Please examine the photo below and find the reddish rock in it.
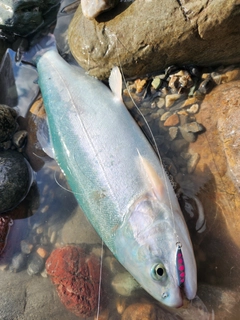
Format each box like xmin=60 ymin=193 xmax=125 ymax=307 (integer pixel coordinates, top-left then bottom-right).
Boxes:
xmin=163 ymin=113 xmax=180 ymax=127
xmin=46 ymin=245 xmax=104 ymax=318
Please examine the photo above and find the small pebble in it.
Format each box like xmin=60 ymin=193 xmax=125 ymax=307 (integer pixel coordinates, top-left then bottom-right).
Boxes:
xmin=168 ymin=127 xmax=178 ymax=140
xmin=187 ymin=152 xmax=200 ymax=173
xmin=21 ymin=240 xmax=33 ymax=254
xmin=151 ymin=77 xmax=161 ymax=90
xmin=179 ymin=127 xmax=197 ymax=143
xmin=135 ymin=79 xmax=147 ymax=93
xmin=112 ymin=272 xmax=140 ymax=296
xmin=27 ymin=253 xmax=45 ymax=275
xmin=187 ymin=103 xmax=199 ymax=114
xmin=156 ymin=97 xmax=165 ymax=109
xmin=41 ymin=268 xmax=48 ymax=278
xmin=50 ymin=230 xmax=57 ymax=244
xmin=36 ymin=226 xmax=44 ymax=234
xmin=160 ymin=111 xmax=172 ymax=121
xmin=10 ymin=252 xmax=27 ymax=272
xmin=12 ymin=130 xmax=27 ymax=148
xmin=116 ymin=297 xmax=127 ymax=315
xmin=171 ymin=139 xmax=189 ymax=152
xmin=36 ymin=247 xmax=49 ymax=259
xmin=163 ymin=113 xmax=179 ymax=126
xmin=182 ymin=121 xmax=204 ymax=133
xmin=165 ymin=93 xmax=182 ymax=108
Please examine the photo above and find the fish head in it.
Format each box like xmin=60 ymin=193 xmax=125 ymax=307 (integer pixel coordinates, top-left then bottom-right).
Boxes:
xmin=114 ymin=195 xmax=197 ymax=307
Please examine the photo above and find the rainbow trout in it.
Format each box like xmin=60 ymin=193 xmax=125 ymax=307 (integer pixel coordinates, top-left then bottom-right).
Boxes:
xmin=23 ymin=35 xmax=197 ymax=307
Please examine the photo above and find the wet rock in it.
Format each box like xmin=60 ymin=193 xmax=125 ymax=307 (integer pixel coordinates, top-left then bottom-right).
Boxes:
xmin=0 ymin=104 xmax=17 ymax=143
xmin=168 ymin=127 xmax=178 ymax=141
xmin=0 ymin=150 xmax=32 ymax=213
xmin=181 ymin=121 xmax=204 ymax=133
xmin=0 ymin=0 xmax=61 ymax=40
xmin=111 ymin=272 xmax=140 ymax=296
xmin=163 ymin=113 xmax=179 ymax=127
xmin=68 ymin=0 xmax=240 ymax=79
xmin=61 ymin=205 xmax=101 ymax=245
xmin=121 ymin=302 xmax=174 ymax=320
xmin=179 ymin=127 xmax=197 ymax=143
xmin=27 ymin=252 xmax=45 ymax=275
xmin=165 ymin=94 xmax=182 ymax=109
xmin=0 ymin=270 xmax=77 ymax=319
xmin=9 ymin=252 xmax=27 ymax=272
xmin=46 ymin=245 xmax=105 ymax=318
xmin=12 ymin=130 xmax=28 ymax=148
xmin=81 ymin=0 xmax=119 ymax=19
xmin=188 ymin=80 xmax=240 ymax=241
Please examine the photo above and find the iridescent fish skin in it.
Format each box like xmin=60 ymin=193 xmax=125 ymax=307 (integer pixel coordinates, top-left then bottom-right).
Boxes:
xmin=26 ymin=35 xmax=197 ymax=307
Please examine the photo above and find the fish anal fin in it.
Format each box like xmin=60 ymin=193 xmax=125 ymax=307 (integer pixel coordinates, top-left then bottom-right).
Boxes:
xmin=109 ymin=66 xmax=122 ymax=101
xmin=139 ymin=155 xmax=164 ymax=201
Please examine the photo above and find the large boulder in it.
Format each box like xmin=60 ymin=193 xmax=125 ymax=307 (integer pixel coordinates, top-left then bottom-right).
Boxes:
xmin=68 ymin=0 xmax=240 ymax=79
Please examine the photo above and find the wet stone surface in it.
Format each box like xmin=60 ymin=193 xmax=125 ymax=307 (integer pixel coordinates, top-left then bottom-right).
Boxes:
xmin=0 ymin=104 xmax=17 ymax=143
xmin=0 ymin=150 xmax=32 ymax=213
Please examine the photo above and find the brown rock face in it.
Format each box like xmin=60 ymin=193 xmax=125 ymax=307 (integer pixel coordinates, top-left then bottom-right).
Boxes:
xmin=46 ymin=245 xmax=103 ymax=318
xmin=68 ymin=0 xmax=240 ymax=79
xmin=181 ymin=80 xmax=240 ymax=291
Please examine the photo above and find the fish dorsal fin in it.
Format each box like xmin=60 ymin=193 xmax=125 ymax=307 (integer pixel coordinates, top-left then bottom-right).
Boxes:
xmin=109 ymin=66 xmax=122 ymax=101
xmin=138 ymin=152 xmax=164 ymax=202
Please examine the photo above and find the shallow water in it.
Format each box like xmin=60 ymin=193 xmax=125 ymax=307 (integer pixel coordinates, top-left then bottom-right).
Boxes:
xmin=0 ymin=1 xmax=240 ymax=320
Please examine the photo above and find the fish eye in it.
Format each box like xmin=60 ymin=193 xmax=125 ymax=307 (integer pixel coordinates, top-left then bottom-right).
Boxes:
xmin=151 ymin=263 xmax=166 ymax=281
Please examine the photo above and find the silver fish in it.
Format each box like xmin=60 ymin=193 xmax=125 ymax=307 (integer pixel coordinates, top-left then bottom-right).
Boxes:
xmin=24 ymin=34 xmax=197 ymax=307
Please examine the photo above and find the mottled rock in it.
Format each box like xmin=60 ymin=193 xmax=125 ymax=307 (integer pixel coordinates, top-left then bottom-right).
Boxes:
xmin=0 ymin=104 xmax=17 ymax=143
xmin=68 ymin=0 xmax=240 ymax=79
xmin=46 ymin=245 xmax=104 ymax=318
xmin=0 ymin=150 xmax=32 ymax=213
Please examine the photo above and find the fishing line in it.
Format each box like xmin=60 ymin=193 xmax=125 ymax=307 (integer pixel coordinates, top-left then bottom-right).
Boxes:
xmin=106 ymin=28 xmax=179 ymax=243
xmin=96 ymin=239 xmax=104 ymax=320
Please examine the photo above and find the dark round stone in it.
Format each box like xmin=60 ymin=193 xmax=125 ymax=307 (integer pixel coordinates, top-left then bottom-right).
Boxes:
xmin=0 ymin=104 xmax=17 ymax=143
xmin=0 ymin=150 xmax=32 ymax=213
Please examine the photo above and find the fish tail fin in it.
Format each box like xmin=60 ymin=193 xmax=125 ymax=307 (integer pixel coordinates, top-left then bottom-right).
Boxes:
xmin=22 ymin=34 xmax=57 ymax=65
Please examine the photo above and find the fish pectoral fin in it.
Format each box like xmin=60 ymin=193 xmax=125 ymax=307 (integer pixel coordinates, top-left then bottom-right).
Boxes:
xmin=138 ymin=154 xmax=164 ymax=202
xmin=109 ymin=66 xmax=123 ymax=101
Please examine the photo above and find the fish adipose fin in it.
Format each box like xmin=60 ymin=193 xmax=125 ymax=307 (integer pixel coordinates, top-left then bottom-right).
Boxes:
xmin=109 ymin=66 xmax=123 ymax=101
xmin=138 ymin=153 xmax=164 ymax=202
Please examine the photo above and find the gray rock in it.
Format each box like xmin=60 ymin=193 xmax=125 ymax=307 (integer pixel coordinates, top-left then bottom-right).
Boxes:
xmin=27 ymin=252 xmax=45 ymax=275
xmin=0 ymin=270 xmax=79 ymax=319
xmin=182 ymin=121 xmax=204 ymax=133
xmin=0 ymin=150 xmax=33 ymax=213
xmin=68 ymin=0 xmax=240 ymax=79
xmin=61 ymin=205 xmax=101 ymax=245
